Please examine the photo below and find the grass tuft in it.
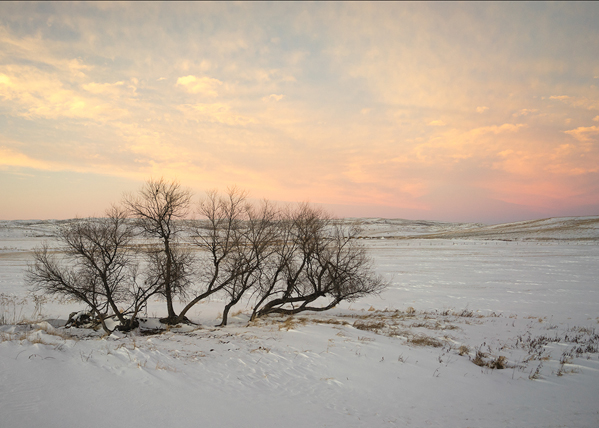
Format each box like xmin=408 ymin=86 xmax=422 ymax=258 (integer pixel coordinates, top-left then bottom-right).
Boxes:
xmin=408 ymin=334 xmax=443 ymax=348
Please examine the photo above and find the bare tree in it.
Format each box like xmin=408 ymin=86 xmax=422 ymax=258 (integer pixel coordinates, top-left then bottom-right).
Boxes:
xmin=173 ymin=187 xmax=249 ymax=324
xmin=28 ymin=179 xmax=386 ymax=331
xmin=251 ymin=204 xmax=387 ymax=319
xmin=248 ymin=204 xmax=306 ymax=320
xmin=123 ymin=178 xmax=193 ymax=323
xmin=26 ymin=207 xmax=153 ymax=332
xmin=179 ymin=195 xmax=387 ymax=325
xmin=217 ymin=199 xmax=280 ymax=326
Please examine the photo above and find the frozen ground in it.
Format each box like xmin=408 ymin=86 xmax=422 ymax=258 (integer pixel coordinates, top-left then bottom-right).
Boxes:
xmin=1 ymin=217 xmax=598 ymax=427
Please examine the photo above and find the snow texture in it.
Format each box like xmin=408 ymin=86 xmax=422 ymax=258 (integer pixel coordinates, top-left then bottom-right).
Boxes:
xmin=1 ymin=217 xmax=598 ymax=427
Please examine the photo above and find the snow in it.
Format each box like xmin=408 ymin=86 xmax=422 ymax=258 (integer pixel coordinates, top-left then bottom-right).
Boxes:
xmin=1 ymin=217 xmax=599 ymax=427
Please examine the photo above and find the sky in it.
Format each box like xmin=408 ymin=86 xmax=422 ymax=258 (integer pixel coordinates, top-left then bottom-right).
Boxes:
xmin=1 ymin=2 xmax=598 ymax=224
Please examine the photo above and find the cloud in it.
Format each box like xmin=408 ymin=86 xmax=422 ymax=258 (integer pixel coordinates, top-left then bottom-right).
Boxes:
xmin=469 ymin=123 xmax=526 ymax=137
xmin=0 ymin=65 xmax=130 ymax=121
xmin=0 ymin=73 xmax=11 ymax=86
xmin=0 ymin=146 xmax=53 ymax=170
xmin=428 ymin=120 xmax=446 ymax=126
xmin=564 ymin=125 xmax=599 ymax=142
xmin=82 ymin=81 xmax=133 ymax=98
xmin=177 ymin=103 xmax=256 ymax=126
xmin=262 ymin=94 xmax=284 ymax=102
xmin=550 ymin=95 xmax=599 ymax=110
xmin=512 ymin=108 xmax=538 ymax=117
xmin=0 ymin=27 xmax=92 ymax=78
xmin=176 ymin=76 xmax=223 ymax=97
xmin=2 ymin=3 xmax=599 ymax=221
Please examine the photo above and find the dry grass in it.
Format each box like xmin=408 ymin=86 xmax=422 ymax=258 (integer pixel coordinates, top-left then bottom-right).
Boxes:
xmin=467 ymin=323 xmax=599 ymax=377
xmin=489 ymin=355 xmax=508 ymax=369
xmin=407 ymin=334 xmax=443 ymax=348
xmin=409 ymin=321 xmax=459 ymax=331
xmin=278 ymin=316 xmax=309 ymax=331
xmin=313 ymin=318 xmax=350 ymax=326
xmin=353 ymin=320 xmax=386 ymax=333
xmin=458 ymin=345 xmax=470 ymax=356
xmin=471 ymin=346 xmax=508 ymax=369
xmin=471 ymin=348 xmax=488 ymax=367
xmin=0 ymin=294 xmax=27 ymax=325
xmin=529 ymin=362 xmax=543 ymax=380
xmin=1 ymin=293 xmax=49 ymax=326
xmin=155 ymin=361 xmax=177 ymax=372
xmin=254 ymin=314 xmax=350 ymax=331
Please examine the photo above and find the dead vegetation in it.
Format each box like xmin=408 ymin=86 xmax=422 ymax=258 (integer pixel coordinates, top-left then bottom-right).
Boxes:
xmin=1 ymin=321 xmax=76 ymax=347
xmin=469 ymin=325 xmax=599 ymax=378
xmin=471 ymin=347 xmax=508 ymax=369
xmin=3 ymin=297 xmax=598 ymax=382
xmin=408 ymin=334 xmax=444 ymax=348
xmin=0 ymin=293 xmax=47 ymax=326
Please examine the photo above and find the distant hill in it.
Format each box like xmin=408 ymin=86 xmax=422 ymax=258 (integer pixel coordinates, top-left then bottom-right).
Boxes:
xmin=2 ymin=216 xmax=599 ymax=242
xmin=346 ymin=216 xmax=599 ymax=241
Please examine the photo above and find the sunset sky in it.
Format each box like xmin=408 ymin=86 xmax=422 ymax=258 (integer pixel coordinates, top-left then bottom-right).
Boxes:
xmin=1 ymin=2 xmax=598 ymax=223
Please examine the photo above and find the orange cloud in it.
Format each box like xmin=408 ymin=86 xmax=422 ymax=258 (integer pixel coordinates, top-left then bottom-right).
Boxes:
xmin=550 ymin=95 xmax=599 ymax=110
xmin=176 ymin=75 xmax=223 ymax=97
xmin=412 ymin=123 xmax=527 ymax=163
xmin=0 ymin=65 xmax=129 ymax=121
xmin=0 ymin=146 xmax=53 ymax=170
xmin=428 ymin=120 xmax=446 ymax=127
xmin=262 ymin=94 xmax=284 ymax=102
xmin=82 ymin=81 xmax=136 ymax=99
xmin=177 ymin=103 xmax=256 ymax=126
xmin=565 ymin=126 xmax=599 ymax=142
xmin=2 ymin=3 xmax=599 ymax=221
xmin=468 ymin=123 xmax=526 ymax=137
xmin=512 ymin=108 xmax=538 ymax=117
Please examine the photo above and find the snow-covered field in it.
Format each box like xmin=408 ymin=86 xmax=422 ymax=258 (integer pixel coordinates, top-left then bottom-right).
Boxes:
xmin=1 ymin=217 xmax=599 ymax=427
